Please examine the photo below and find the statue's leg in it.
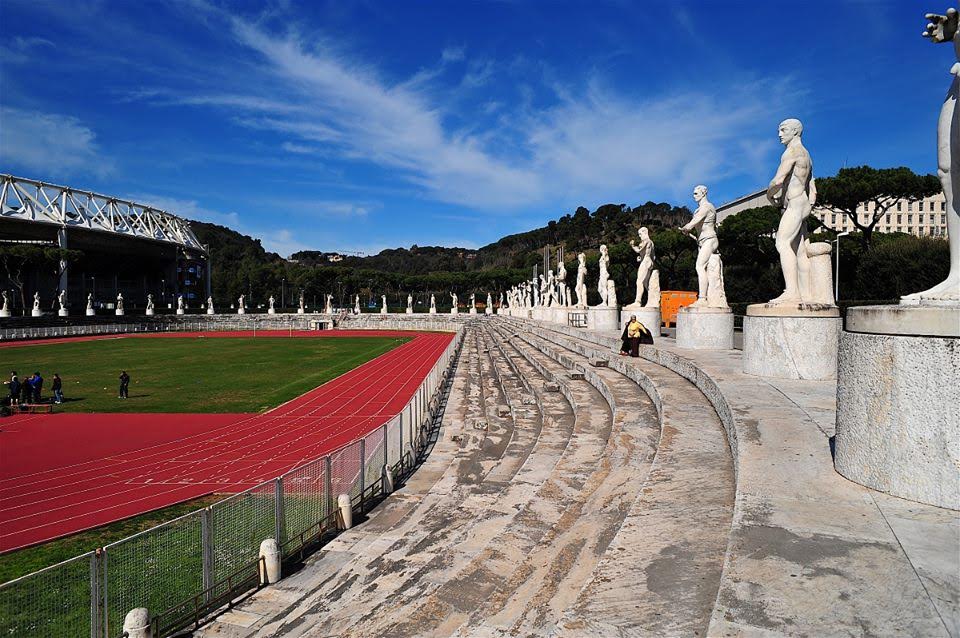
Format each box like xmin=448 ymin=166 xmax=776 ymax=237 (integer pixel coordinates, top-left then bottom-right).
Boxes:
xmin=693 ymin=240 xmax=715 ymax=303
xmin=770 ymin=203 xmax=804 ymax=303
xmin=904 ymin=76 xmax=960 ymax=301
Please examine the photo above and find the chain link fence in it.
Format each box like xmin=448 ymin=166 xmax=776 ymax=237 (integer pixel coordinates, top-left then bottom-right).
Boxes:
xmin=0 ymin=324 xmax=463 ymax=638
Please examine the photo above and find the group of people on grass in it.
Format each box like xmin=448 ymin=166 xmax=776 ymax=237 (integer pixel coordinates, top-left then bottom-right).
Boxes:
xmin=619 ymin=315 xmax=654 ymax=358
xmin=3 ymin=369 xmax=131 ymax=407
xmin=4 ymin=371 xmax=62 ymax=406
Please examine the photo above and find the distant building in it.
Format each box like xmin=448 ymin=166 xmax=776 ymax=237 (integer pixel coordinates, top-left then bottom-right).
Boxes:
xmin=717 ymin=189 xmax=949 ymax=237
xmin=326 ymin=254 xmax=344 ymax=262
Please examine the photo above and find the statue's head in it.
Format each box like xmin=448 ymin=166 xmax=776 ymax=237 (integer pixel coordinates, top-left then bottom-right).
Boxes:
xmin=600 ymin=244 xmax=608 ymax=254
xmin=579 ymin=252 xmax=586 ymax=262
xmin=639 ymin=227 xmax=650 ymax=240
xmin=693 ymin=185 xmax=708 ymax=201
xmin=778 ymin=118 xmax=803 ymax=144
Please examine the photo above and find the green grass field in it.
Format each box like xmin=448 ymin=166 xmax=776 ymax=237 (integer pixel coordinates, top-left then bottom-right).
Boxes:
xmin=0 ymin=335 xmax=409 ymax=413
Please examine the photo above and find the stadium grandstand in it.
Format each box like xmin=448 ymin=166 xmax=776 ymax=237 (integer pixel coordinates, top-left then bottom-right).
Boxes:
xmin=0 ymin=174 xmax=208 ymax=315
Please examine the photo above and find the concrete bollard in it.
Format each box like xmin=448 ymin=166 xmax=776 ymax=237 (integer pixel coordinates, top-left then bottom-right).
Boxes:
xmin=382 ymin=464 xmax=395 ymax=495
xmin=258 ymin=538 xmax=281 ymax=585
xmin=338 ymin=493 xmax=353 ymax=530
xmin=122 ymin=607 xmax=152 ymax=638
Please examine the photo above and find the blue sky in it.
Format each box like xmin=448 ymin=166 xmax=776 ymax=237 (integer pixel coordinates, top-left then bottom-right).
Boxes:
xmin=0 ymin=0 xmax=948 ymax=256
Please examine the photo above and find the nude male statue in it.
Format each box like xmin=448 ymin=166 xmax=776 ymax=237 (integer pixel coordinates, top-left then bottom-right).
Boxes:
xmin=903 ymin=7 xmax=960 ymax=302
xmin=766 ymin=118 xmax=816 ymax=304
xmin=680 ymin=185 xmax=719 ymax=306
xmin=629 ymin=228 xmax=656 ymax=306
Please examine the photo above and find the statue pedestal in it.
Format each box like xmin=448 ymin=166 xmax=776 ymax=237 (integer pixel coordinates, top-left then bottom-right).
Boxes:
xmin=206 ymin=308 xmax=215 ymax=315
xmin=268 ymin=308 xmax=276 ymax=315
xmin=115 ymin=309 xmax=124 ymax=316
xmin=485 ymin=308 xmax=493 ymax=315
xmin=297 ymin=308 xmax=305 ymax=314
xmin=58 ymin=309 xmax=68 ymax=317
xmin=469 ymin=308 xmax=477 ymax=315
xmin=834 ymin=304 xmax=960 ymax=510
xmin=406 ymin=308 xmax=413 ymax=314
xmin=238 ymin=309 xmax=246 ymax=315
xmin=620 ymin=306 xmax=661 ymax=335
xmin=176 ymin=309 xmax=185 ymax=315
xmin=0 ymin=309 xmax=10 ymax=318
xmin=86 ymin=308 xmax=95 ymax=316
xmin=743 ymin=303 xmax=840 ymax=380
xmin=676 ymin=306 xmax=733 ymax=350
xmin=429 ymin=308 xmax=437 ymax=314
xmin=450 ymin=309 xmax=458 ymax=315
xmin=31 ymin=309 xmax=41 ymax=317
xmin=146 ymin=309 xmax=154 ymax=316
xmin=586 ymin=306 xmax=619 ymax=331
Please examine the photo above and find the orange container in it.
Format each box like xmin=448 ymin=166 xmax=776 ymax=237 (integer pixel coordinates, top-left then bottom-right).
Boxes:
xmin=660 ymin=290 xmax=698 ymax=327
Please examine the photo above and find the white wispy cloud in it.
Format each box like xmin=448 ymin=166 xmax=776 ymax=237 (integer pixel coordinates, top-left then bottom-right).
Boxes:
xmin=0 ymin=107 xmax=112 ymax=178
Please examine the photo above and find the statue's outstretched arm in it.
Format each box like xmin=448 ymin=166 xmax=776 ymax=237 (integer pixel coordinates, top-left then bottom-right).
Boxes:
xmin=924 ymin=8 xmax=959 ymax=43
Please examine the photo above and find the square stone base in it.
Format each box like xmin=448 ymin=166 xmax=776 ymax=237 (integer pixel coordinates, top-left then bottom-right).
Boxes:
xmin=676 ymin=307 xmax=733 ymax=350
xmin=743 ymin=313 xmax=840 ymax=380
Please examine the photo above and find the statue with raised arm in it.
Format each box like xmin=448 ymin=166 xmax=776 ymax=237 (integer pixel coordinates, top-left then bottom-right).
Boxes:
xmin=57 ymin=289 xmax=66 ymax=309
xmin=902 ymin=8 xmax=960 ymax=302
xmin=115 ymin=292 xmax=123 ymax=311
xmin=575 ymin=252 xmax=588 ymax=308
xmin=177 ymin=295 xmax=184 ymax=310
xmin=766 ymin=118 xmax=818 ymax=304
xmin=33 ymin=292 xmax=41 ymax=311
xmin=680 ymin=186 xmax=722 ymax=307
xmin=627 ymin=228 xmax=658 ymax=307
xmin=206 ymin=296 xmax=214 ymax=313
xmin=597 ymin=245 xmax=610 ymax=306
xmin=146 ymin=294 xmax=154 ymax=310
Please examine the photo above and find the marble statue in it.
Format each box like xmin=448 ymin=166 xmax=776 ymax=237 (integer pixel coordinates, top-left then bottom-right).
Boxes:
xmin=57 ymin=289 xmax=66 ymax=309
xmin=146 ymin=294 xmax=154 ymax=310
xmin=606 ymin=279 xmax=618 ymax=307
xmin=299 ymin=291 xmax=305 ymax=314
xmin=354 ymin=295 xmax=361 ymax=314
xmin=626 ymin=227 xmax=659 ymax=308
xmin=115 ymin=292 xmax=123 ymax=311
xmin=706 ymin=253 xmax=728 ymax=308
xmin=765 ymin=118 xmax=835 ymax=306
xmin=556 ymin=253 xmax=568 ymax=307
xmin=87 ymin=293 xmax=93 ymax=309
xmin=486 ymin=292 xmax=493 ymax=315
xmin=680 ymin=186 xmax=726 ymax=308
xmin=597 ymin=245 xmax=611 ymax=307
xmin=238 ymin=294 xmax=246 ymax=314
xmin=381 ymin=294 xmax=388 ymax=314
xmin=0 ymin=290 xmax=9 ymax=317
xmin=177 ymin=295 xmax=184 ymax=310
xmin=206 ymin=296 xmax=215 ymax=314
xmin=545 ymin=270 xmax=557 ymax=307
xmin=450 ymin=291 xmax=459 ymax=315
xmin=902 ymin=8 xmax=960 ymax=303
xmin=575 ymin=252 xmax=588 ymax=308
xmin=430 ymin=294 xmax=436 ymax=312
xmin=33 ymin=292 xmax=41 ymax=312
xmin=407 ymin=294 xmax=413 ymax=312
xmin=268 ymin=295 xmax=275 ymax=314
xmin=325 ymin=294 xmax=334 ymax=314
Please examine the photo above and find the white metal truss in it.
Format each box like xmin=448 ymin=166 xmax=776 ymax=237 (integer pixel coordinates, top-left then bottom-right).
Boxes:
xmin=0 ymin=174 xmax=206 ymax=253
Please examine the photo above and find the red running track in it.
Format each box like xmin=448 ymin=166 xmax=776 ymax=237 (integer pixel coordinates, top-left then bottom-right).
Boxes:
xmin=0 ymin=330 xmax=453 ymax=552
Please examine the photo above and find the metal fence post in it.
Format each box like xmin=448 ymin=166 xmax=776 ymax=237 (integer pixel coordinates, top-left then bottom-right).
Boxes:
xmin=398 ymin=411 xmax=404 ymax=468
xmin=101 ymin=549 xmax=109 ymax=638
xmin=274 ymin=477 xmax=286 ymax=548
xmin=324 ymin=456 xmax=333 ymax=520
xmin=201 ymin=508 xmax=214 ymax=601
xmin=359 ymin=439 xmax=366 ymax=509
xmin=90 ymin=550 xmax=101 ymax=638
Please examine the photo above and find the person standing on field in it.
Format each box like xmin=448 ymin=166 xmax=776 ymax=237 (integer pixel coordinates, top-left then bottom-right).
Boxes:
xmin=52 ymin=373 xmax=63 ymax=404
xmin=31 ymin=371 xmax=42 ymax=403
xmin=5 ymin=372 xmax=19 ymax=407
xmin=118 ymin=370 xmax=130 ymax=399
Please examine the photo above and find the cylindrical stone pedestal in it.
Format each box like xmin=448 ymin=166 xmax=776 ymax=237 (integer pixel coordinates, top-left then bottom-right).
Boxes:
xmin=206 ymin=308 xmax=215 ymax=315
xmin=86 ymin=308 xmax=95 ymax=316
xmin=115 ymin=309 xmax=124 ymax=316
xmin=742 ymin=303 xmax=840 ymax=380
xmin=676 ymin=306 xmax=734 ymax=350
xmin=237 ymin=308 xmax=245 ymax=315
xmin=586 ymin=306 xmax=619 ymax=331
xmin=834 ymin=305 xmax=959 ymax=510
xmin=176 ymin=309 xmax=185 ymax=315
xmin=268 ymin=308 xmax=276 ymax=314
xmin=58 ymin=309 xmax=68 ymax=317
xmin=620 ymin=307 xmax=660 ymax=336
xmin=32 ymin=309 xmax=42 ymax=317
xmin=145 ymin=309 xmax=154 ymax=316
xmin=0 ymin=309 xmax=10 ymax=317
